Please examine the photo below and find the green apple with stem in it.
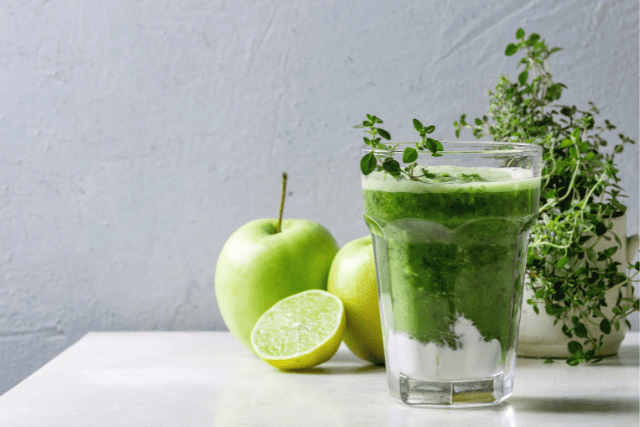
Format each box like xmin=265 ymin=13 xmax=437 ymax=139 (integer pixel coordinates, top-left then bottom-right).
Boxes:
xmin=215 ymin=173 xmax=339 ymax=352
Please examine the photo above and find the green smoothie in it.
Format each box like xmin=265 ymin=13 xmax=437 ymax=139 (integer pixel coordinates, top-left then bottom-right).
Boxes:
xmin=363 ymin=166 xmax=541 ymax=358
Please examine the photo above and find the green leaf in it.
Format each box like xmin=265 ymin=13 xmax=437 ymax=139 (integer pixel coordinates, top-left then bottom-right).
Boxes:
xmin=574 ymin=322 xmax=588 ymax=338
xmin=382 ymin=157 xmax=401 ymax=174
xmin=366 ymin=114 xmax=383 ymax=124
xmin=505 ymin=43 xmax=518 ymax=56
xmin=516 ymin=28 xmax=525 ymax=39
xmin=421 ymin=168 xmax=436 ymax=179
xmin=528 ymin=33 xmax=540 ymax=44
xmin=543 ymin=358 xmax=555 ymax=364
xmin=547 ymin=84 xmax=562 ymax=100
xmin=584 ymin=350 xmax=595 ymax=361
xmin=560 ymin=139 xmax=573 ymax=148
xmin=413 ymin=119 xmax=423 ymax=132
xmin=402 ymin=147 xmax=418 ymax=163
xmin=360 ymin=152 xmax=377 ymax=175
xmin=567 ymin=341 xmax=583 ymax=355
xmin=566 ymin=356 xmax=581 ymax=366
xmin=575 ymin=140 xmax=588 ymax=151
xmin=474 ymin=118 xmax=483 ymax=126
xmin=572 ymin=128 xmax=581 ymax=139
xmin=377 ymin=128 xmax=391 ymax=140
xmin=518 ymin=70 xmax=528 ymax=85
xmin=424 ymin=125 xmax=436 ymax=134
xmin=556 ymin=256 xmax=568 ymax=268
xmin=545 ymin=304 xmax=565 ymax=316
xmin=425 ymin=138 xmax=441 ymax=155
xmin=599 ymin=318 xmax=611 ymax=335
xmin=569 ymin=146 xmax=578 ymax=157
xmin=363 ymin=137 xmax=372 ymax=145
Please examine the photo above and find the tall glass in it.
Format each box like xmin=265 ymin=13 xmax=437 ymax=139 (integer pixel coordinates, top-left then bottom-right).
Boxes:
xmin=361 ymin=142 xmax=542 ymax=406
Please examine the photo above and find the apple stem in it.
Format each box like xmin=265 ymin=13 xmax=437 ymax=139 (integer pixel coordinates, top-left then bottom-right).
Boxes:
xmin=276 ymin=172 xmax=287 ymax=233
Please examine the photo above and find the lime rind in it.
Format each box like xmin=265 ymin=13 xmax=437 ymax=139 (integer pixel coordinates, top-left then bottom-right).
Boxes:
xmin=253 ymin=298 xmax=339 ymax=357
xmin=251 ymin=290 xmax=345 ymax=369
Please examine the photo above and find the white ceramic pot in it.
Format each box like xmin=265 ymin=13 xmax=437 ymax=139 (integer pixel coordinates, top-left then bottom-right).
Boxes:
xmin=517 ymin=215 xmax=639 ymax=358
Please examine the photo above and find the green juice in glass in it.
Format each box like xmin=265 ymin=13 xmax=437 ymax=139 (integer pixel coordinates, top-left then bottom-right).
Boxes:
xmin=362 ymin=160 xmax=540 ymax=406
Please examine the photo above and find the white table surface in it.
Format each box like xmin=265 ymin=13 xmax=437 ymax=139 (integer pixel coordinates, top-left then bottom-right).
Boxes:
xmin=0 ymin=331 xmax=637 ymax=427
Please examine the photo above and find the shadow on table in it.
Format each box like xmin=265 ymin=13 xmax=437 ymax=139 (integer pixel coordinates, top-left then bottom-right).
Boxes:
xmin=517 ymin=345 xmax=639 ymax=368
xmin=508 ymin=396 xmax=639 ymax=414
xmin=282 ymin=352 xmax=385 ymax=375
xmin=286 ymin=364 xmax=384 ymax=375
xmin=614 ymin=345 xmax=640 ymax=367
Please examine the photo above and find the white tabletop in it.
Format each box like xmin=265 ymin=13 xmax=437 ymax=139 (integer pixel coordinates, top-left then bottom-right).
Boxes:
xmin=0 ymin=331 xmax=637 ymax=426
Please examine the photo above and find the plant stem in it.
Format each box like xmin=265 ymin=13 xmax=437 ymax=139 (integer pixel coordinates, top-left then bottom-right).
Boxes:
xmin=554 ymin=142 xmax=581 ymax=204
xmin=531 ymin=240 xmax=572 ymax=250
xmin=276 ymin=172 xmax=287 ymax=233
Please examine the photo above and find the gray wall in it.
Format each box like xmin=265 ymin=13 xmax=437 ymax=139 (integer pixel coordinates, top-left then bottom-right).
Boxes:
xmin=1 ymin=0 xmax=638 ymax=394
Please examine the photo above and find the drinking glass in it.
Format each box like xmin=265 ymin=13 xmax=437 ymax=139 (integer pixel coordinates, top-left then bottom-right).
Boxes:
xmin=361 ymin=142 xmax=542 ymax=406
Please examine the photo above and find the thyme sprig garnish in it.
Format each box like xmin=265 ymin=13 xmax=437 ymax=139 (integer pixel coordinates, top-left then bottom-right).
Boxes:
xmin=356 ymin=115 xmax=443 ymax=181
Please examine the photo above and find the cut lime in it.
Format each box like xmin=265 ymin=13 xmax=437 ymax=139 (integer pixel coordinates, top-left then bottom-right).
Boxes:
xmin=250 ymin=289 xmax=346 ymax=370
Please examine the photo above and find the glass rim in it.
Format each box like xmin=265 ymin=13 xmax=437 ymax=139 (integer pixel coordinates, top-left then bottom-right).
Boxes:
xmin=360 ymin=141 xmax=542 ymax=155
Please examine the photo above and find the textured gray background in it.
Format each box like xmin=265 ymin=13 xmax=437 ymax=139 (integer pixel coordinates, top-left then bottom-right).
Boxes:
xmin=1 ymin=0 xmax=638 ymax=395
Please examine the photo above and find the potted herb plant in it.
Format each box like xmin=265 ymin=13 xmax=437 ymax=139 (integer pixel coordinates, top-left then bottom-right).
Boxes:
xmin=455 ymin=28 xmax=639 ymax=365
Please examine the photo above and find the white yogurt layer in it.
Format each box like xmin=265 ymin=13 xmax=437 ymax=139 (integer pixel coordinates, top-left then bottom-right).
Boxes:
xmin=362 ymin=166 xmax=540 ymax=194
xmin=385 ymin=315 xmax=503 ymax=381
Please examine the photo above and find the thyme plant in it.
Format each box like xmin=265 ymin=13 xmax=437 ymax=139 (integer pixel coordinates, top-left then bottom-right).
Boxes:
xmin=455 ymin=28 xmax=639 ymax=365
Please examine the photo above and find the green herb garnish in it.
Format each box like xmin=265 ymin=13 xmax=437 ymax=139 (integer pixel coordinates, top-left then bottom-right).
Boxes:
xmin=356 ymin=115 xmax=443 ymax=181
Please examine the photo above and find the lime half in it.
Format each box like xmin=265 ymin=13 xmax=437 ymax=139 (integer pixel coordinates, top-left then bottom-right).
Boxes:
xmin=250 ymin=289 xmax=346 ymax=370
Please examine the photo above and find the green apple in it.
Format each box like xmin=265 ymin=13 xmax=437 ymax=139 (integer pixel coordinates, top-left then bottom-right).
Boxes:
xmin=215 ymin=218 xmax=339 ymax=352
xmin=327 ymin=235 xmax=385 ymax=365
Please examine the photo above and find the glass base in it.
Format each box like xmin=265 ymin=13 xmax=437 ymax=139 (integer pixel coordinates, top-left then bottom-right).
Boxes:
xmin=397 ymin=373 xmax=513 ymax=407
